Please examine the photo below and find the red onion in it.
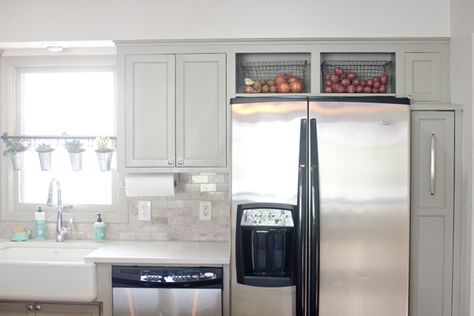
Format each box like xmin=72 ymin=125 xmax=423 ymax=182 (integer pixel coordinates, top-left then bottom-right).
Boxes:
xmin=330 ymin=74 xmax=339 ymax=83
xmin=334 ymin=67 xmax=344 ymax=76
xmin=347 ymin=72 xmax=357 ymax=80
xmin=333 ymin=83 xmax=345 ymax=93
xmin=341 ymin=79 xmax=351 ymax=87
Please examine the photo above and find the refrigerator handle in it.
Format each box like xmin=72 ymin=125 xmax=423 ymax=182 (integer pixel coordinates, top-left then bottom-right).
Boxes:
xmin=430 ymin=133 xmax=436 ymax=195
xmin=309 ymin=118 xmax=320 ymax=316
xmin=296 ymin=118 xmax=307 ymax=316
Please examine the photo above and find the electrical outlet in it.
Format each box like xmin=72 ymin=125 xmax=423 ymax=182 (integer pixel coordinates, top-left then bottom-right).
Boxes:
xmin=199 ymin=201 xmax=212 ymax=221
xmin=138 ymin=200 xmax=152 ymax=221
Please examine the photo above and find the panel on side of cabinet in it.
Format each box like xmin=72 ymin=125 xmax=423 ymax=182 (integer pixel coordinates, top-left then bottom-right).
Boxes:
xmin=410 ymin=111 xmax=454 ymax=316
xmin=124 ymin=54 xmax=176 ymax=168
xmin=176 ymin=54 xmax=227 ymax=167
xmin=405 ymin=53 xmax=441 ymax=102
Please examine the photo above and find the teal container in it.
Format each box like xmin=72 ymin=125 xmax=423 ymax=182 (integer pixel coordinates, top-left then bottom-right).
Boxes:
xmin=94 ymin=213 xmax=105 ymax=242
xmin=34 ymin=207 xmax=46 ymax=240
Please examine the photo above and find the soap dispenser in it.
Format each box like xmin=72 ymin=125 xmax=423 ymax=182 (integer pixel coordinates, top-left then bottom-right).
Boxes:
xmin=94 ymin=213 xmax=105 ymax=242
xmin=34 ymin=206 xmax=46 ymax=240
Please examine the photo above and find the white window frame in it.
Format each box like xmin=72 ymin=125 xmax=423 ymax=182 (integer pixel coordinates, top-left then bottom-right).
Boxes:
xmin=0 ymin=52 xmax=127 ymax=223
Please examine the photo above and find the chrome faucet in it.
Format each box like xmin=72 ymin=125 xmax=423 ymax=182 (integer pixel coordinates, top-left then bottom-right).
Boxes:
xmin=47 ymin=178 xmax=72 ymax=242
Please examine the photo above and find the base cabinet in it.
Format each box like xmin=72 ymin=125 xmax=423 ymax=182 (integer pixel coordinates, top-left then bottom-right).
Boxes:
xmin=410 ymin=110 xmax=455 ymax=316
xmin=0 ymin=301 xmax=101 ymax=316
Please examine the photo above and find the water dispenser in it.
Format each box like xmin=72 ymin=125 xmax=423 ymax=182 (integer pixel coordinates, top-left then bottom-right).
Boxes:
xmin=235 ymin=202 xmax=297 ymax=287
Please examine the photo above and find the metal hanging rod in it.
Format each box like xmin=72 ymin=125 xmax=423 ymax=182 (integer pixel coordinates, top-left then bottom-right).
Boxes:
xmin=1 ymin=132 xmax=117 ymax=143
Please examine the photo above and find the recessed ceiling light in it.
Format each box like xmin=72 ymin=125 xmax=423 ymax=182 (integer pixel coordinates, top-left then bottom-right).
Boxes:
xmin=46 ymin=45 xmax=64 ymax=53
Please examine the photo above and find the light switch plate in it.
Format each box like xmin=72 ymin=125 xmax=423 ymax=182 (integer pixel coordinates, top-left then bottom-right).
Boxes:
xmin=199 ymin=201 xmax=212 ymax=221
xmin=138 ymin=200 xmax=152 ymax=221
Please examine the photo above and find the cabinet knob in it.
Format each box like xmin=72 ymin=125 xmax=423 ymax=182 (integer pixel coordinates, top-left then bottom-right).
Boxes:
xmin=35 ymin=304 xmax=42 ymax=311
xmin=26 ymin=304 xmax=34 ymax=311
xmin=177 ymin=160 xmax=184 ymax=166
xmin=167 ymin=159 xmax=174 ymax=166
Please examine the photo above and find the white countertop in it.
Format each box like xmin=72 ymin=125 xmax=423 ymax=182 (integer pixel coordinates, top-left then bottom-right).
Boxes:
xmin=84 ymin=240 xmax=230 ymax=265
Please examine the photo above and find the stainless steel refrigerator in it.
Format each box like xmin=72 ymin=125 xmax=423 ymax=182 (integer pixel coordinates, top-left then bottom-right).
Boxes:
xmin=231 ymin=96 xmax=410 ymax=316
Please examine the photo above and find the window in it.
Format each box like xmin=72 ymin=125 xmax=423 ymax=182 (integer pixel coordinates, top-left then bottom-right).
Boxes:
xmin=1 ymin=54 xmax=126 ymax=222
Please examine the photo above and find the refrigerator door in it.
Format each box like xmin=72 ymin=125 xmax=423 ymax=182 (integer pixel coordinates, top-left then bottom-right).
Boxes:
xmin=231 ymin=98 xmax=307 ymax=316
xmin=309 ymin=98 xmax=410 ymax=316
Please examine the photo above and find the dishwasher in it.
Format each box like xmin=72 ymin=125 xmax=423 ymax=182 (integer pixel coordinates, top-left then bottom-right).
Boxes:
xmin=112 ymin=265 xmax=223 ymax=316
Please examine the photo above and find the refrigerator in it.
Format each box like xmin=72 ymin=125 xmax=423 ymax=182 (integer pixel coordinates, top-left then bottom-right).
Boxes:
xmin=231 ymin=96 xmax=410 ymax=316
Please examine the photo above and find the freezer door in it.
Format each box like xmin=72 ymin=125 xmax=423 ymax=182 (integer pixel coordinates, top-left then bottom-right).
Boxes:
xmin=231 ymin=99 xmax=307 ymax=316
xmin=309 ymin=100 xmax=410 ymax=316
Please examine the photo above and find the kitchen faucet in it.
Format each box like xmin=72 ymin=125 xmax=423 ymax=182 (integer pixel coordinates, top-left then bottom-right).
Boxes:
xmin=47 ymin=178 xmax=72 ymax=242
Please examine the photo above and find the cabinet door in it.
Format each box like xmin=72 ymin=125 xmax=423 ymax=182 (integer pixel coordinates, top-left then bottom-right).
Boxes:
xmin=410 ymin=111 xmax=454 ymax=316
xmin=125 ymin=54 xmax=176 ymax=168
xmin=37 ymin=303 xmax=100 ymax=316
xmin=176 ymin=54 xmax=226 ymax=167
xmin=405 ymin=53 xmax=441 ymax=102
xmin=0 ymin=302 xmax=32 ymax=315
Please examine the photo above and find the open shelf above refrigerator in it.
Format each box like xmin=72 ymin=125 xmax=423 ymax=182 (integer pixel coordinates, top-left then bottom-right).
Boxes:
xmin=236 ymin=53 xmax=311 ymax=95
xmin=320 ymin=52 xmax=396 ymax=95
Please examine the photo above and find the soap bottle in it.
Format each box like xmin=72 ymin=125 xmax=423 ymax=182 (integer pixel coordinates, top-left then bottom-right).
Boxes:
xmin=34 ymin=207 xmax=46 ymax=240
xmin=94 ymin=213 xmax=105 ymax=242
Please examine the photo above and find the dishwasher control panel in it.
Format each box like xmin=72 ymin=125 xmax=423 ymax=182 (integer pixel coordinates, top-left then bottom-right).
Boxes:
xmin=112 ymin=266 xmax=223 ymax=288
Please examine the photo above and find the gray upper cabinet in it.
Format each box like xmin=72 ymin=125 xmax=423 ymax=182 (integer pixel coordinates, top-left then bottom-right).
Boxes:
xmin=410 ymin=111 xmax=454 ymax=316
xmin=120 ymin=51 xmax=227 ymax=171
xmin=176 ymin=54 xmax=226 ymax=167
xmin=125 ymin=54 xmax=176 ymax=168
xmin=405 ymin=53 xmax=445 ymax=103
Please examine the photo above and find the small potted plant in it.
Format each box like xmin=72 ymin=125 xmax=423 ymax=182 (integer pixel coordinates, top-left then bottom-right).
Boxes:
xmin=2 ymin=140 xmax=29 ymax=171
xmin=95 ymin=136 xmax=114 ymax=172
xmin=35 ymin=143 xmax=55 ymax=171
xmin=64 ymin=139 xmax=85 ymax=171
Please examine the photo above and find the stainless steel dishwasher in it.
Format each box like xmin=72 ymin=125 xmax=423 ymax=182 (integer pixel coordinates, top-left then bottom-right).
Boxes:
xmin=112 ymin=266 xmax=223 ymax=316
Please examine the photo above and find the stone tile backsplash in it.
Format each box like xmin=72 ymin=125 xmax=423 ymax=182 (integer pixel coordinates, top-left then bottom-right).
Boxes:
xmin=0 ymin=173 xmax=230 ymax=241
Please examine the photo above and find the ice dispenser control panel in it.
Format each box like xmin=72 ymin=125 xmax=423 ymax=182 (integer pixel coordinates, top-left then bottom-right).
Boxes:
xmin=240 ymin=208 xmax=294 ymax=227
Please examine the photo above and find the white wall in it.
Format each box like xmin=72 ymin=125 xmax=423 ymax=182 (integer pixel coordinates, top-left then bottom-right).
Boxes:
xmin=0 ymin=0 xmax=450 ymax=42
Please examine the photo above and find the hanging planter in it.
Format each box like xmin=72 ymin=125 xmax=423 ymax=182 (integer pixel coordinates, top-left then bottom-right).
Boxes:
xmin=95 ymin=136 xmax=114 ymax=172
xmin=64 ymin=140 xmax=85 ymax=172
xmin=3 ymin=140 xmax=29 ymax=171
xmin=35 ymin=143 xmax=55 ymax=171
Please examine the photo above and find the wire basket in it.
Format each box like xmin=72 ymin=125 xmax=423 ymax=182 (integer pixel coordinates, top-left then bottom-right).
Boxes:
xmin=321 ymin=60 xmax=392 ymax=93
xmin=240 ymin=61 xmax=308 ymax=93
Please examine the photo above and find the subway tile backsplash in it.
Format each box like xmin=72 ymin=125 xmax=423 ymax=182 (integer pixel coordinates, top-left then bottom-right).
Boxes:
xmin=0 ymin=173 xmax=230 ymax=241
